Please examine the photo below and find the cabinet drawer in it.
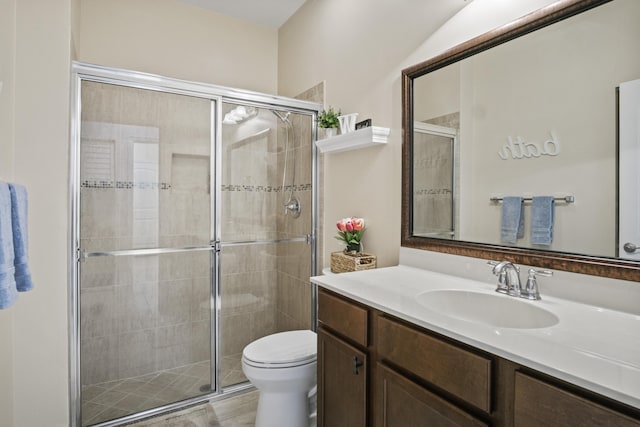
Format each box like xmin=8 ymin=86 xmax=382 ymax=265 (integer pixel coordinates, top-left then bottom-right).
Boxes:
xmin=377 ymin=315 xmax=492 ymax=412
xmin=318 ymin=290 xmax=368 ymax=347
xmin=515 ymin=372 xmax=640 ymax=427
xmin=376 ymin=363 xmax=488 ymax=427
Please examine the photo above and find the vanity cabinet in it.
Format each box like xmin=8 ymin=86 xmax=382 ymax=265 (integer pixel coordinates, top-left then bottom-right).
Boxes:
xmin=514 ymin=372 xmax=640 ymax=427
xmin=377 ymin=315 xmax=491 ymax=413
xmin=317 ymin=288 xmax=640 ymax=427
xmin=317 ymin=289 xmax=370 ymax=427
xmin=376 ymin=363 xmax=488 ymax=427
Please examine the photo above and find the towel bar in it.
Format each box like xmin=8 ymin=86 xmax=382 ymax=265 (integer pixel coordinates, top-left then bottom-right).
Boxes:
xmin=490 ymin=195 xmax=574 ymax=204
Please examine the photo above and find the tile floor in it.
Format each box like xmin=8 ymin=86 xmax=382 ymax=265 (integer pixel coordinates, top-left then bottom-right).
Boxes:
xmin=128 ymin=390 xmax=317 ymax=427
xmin=128 ymin=391 xmax=261 ymax=427
xmin=82 ymin=356 xmax=250 ymax=426
xmin=82 ymin=358 xmax=315 ymax=427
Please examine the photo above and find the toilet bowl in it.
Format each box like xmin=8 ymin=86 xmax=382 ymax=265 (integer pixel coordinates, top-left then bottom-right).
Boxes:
xmin=241 ymin=330 xmax=317 ymax=427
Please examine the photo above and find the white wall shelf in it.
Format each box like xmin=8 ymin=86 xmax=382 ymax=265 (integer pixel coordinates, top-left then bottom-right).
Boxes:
xmin=315 ymin=126 xmax=390 ymax=153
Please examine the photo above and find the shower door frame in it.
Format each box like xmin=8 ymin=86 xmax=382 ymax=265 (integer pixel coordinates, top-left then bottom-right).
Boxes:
xmin=69 ymin=62 xmax=321 ymax=427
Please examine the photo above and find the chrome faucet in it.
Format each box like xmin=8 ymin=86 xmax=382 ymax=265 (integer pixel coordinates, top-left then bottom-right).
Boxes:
xmin=488 ymin=261 xmax=553 ymax=300
xmin=490 ymin=261 xmax=521 ymax=297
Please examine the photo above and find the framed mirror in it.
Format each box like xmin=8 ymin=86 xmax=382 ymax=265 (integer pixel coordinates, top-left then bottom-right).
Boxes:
xmin=402 ymin=0 xmax=640 ymax=281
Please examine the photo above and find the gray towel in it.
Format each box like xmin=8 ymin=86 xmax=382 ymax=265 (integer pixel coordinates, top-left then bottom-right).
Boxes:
xmin=0 ymin=182 xmax=17 ymax=309
xmin=501 ymin=196 xmax=524 ymax=244
xmin=531 ymin=196 xmax=554 ymax=245
xmin=9 ymin=183 xmax=33 ymax=292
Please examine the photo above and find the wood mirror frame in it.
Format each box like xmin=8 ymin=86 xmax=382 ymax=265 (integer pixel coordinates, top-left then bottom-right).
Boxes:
xmin=401 ymin=0 xmax=640 ymax=282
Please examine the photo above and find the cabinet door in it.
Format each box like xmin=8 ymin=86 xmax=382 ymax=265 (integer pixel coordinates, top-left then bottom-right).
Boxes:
xmin=515 ymin=372 xmax=640 ymax=427
xmin=318 ymin=328 xmax=367 ymax=427
xmin=376 ymin=363 xmax=488 ymax=427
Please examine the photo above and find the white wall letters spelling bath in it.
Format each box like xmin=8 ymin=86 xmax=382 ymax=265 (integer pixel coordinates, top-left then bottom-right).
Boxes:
xmin=498 ymin=131 xmax=560 ymax=160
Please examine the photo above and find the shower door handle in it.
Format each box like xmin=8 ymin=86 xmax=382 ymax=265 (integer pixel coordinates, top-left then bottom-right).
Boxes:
xmin=352 ymin=356 xmax=364 ymax=375
xmin=80 ymin=245 xmax=216 ymax=259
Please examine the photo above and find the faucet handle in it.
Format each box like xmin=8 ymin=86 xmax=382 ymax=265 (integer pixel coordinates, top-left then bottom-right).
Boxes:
xmin=488 ymin=261 xmax=511 ymax=294
xmin=522 ymin=268 xmax=553 ymax=300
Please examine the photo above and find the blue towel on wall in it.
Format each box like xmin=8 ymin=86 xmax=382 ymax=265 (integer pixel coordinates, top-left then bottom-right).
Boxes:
xmin=531 ymin=196 xmax=555 ymax=246
xmin=0 ymin=182 xmax=18 ymax=309
xmin=9 ymin=183 xmax=33 ymax=292
xmin=501 ymin=196 xmax=524 ymax=244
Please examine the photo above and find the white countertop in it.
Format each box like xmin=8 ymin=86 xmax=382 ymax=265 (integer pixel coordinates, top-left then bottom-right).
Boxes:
xmin=311 ymin=265 xmax=640 ymax=409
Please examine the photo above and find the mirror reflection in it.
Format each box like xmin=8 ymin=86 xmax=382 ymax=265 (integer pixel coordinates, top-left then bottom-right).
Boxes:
xmin=410 ymin=0 xmax=640 ymax=260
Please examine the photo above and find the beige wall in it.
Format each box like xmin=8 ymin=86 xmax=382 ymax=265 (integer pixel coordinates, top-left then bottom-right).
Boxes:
xmin=78 ymin=0 xmax=279 ymax=94
xmin=0 ymin=0 xmax=15 ymax=181
xmin=11 ymin=0 xmax=73 ymax=426
xmin=0 ymin=4 xmax=16 ymax=426
xmin=0 ymin=0 xmax=16 ymax=426
xmin=279 ymin=0 xmax=558 ymax=268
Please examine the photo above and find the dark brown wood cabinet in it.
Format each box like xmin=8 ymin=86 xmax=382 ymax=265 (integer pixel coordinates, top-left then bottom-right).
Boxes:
xmin=377 ymin=315 xmax=492 ymax=413
xmin=317 ymin=328 xmax=367 ymax=427
xmin=514 ymin=372 xmax=640 ymax=427
xmin=317 ymin=289 xmax=371 ymax=427
xmin=376 ymin=363 xmax=488 ymax=427
xmin=317 ymin=288 xmax=640 ymax=427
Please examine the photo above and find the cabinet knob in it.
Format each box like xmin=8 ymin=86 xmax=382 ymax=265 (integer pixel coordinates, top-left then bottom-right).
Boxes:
xmin=353 ymin=356 xmax=364 ymax=375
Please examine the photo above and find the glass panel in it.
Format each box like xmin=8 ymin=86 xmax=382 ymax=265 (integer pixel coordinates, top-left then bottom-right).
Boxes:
xmin=79 ymin=81 xmax=212 ymax=251
xmin=79 ymin=81 xmax=213 ymax=426
xmin=219 ymin=102 xmax=314 ymax=388
xmin=219 ymin=240 xmax=312 ymax=388
xmin=79 ymin=252 xmax=212 ymax=425
xmin=220 ymin=103 xmax=313 ymax=242
xmin=412 ymin=131 xmax=455 ymax=238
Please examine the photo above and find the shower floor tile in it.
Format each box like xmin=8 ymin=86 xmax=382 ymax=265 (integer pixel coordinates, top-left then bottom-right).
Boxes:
xmin=81 ymin=358 xmax=318 ymax=427
xmin=81 ymin=360 xmax=213 ymax=426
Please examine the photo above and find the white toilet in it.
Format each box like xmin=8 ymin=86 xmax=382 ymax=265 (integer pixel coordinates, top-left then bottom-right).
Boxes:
xmin=241 ymin=329 xmax=317 ymax=427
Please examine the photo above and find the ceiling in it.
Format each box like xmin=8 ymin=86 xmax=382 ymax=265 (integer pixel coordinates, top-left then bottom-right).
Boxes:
xmin=178 ymin=0 xmax=307 ymax=29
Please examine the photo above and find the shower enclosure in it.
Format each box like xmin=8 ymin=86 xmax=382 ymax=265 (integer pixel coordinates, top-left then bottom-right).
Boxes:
xmin=69 ymin=63 xmax=320 ymax=427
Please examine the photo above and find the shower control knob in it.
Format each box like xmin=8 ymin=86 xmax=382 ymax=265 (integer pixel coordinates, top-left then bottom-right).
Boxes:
xmin=623 ymin=242 xmax=639 ymax=253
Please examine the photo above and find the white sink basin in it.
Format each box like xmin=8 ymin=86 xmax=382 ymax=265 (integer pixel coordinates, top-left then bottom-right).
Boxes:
xmin=416 ymin=290 xmax=559 ymax=329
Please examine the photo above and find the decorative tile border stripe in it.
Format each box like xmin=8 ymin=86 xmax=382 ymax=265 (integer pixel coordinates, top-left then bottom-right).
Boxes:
xmin=81 ymin=181 xmax=312 ymax=193
xmin=81 ymin=180 xmax=172 ymax=190
xmin=415 ymin=188 xmax=452 ymax=196
xmin=222 ymin=183 xmax=312 ymax=193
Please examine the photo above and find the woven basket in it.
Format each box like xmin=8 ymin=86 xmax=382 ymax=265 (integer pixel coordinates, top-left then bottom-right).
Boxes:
xmin=330 ymin=251 xmax=377 ymax=273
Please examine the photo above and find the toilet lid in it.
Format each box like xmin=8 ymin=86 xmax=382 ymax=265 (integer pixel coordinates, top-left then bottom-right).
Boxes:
xmin=243 ymin=330 xmax=317 ymax=367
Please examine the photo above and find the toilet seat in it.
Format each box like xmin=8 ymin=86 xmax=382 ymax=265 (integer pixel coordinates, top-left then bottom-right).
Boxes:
xmin=242 ymin=330 xmax=317 ymax=369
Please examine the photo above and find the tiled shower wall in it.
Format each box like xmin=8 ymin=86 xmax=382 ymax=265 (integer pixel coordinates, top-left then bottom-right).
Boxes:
xmin=274 ymin=82 xmax=324 ymax=334
xmin=219 ymin=104 xmax=314 ymax=386
xmin=80 ymin=82 xmax=212 ymax=386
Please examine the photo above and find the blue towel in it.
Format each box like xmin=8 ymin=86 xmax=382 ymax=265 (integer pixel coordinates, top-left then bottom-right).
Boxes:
xmin=501 ymin=196 xmax=524 ymax=244
xmin=9 ymin=183 xmax=33 ymax=292
xmin=0 ymin=182 xmax=18 ymax=309
xmin=531 ymin=196 xmax=554 ymax=246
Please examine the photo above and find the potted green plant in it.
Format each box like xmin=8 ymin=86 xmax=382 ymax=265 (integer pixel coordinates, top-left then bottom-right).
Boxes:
xmin=318 ymin=106 xmax=341 ymax=138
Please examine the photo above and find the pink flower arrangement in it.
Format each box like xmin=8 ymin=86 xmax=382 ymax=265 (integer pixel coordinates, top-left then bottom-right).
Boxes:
xmin=336 ymin=217 xmax=365 ymax=253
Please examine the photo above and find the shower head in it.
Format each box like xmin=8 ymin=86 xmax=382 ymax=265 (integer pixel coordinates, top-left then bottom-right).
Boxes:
xmin=272 ymin=110 xmax=291 ymax=123
xmin=223 ymin=105 xmax=257 ymax=124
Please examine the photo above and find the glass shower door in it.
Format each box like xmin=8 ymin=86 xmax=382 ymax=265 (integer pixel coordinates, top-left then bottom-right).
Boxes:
xmin=77 ymin=81 xmax=215 ymax=426
xmin=218 ymin=102 xmax=315 ymax=388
